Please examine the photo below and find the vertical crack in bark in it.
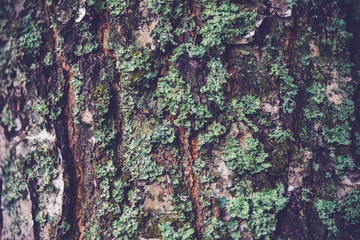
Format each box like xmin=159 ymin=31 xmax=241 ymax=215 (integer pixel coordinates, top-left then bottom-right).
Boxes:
xmin=226 ymin=63 xmax=237 ymax=103
xmin=29 ymin=179 xmax=41 ymax=240
xmin=345 ymin=3 xmax=360 ymax=162
xmin=188 ymin=0 xmax=203 ymax=38
xmin=178 ymin=128 xmax=204 ymax=238
xmin=189 ymin=134 xmax=204 ymax=238
xmin=286 ymin=23 xmax=302 ymax=141
xmin=280 ymin=13 xmax=310 ymax=239
xmin=224 ymin=45 xmax=237 ymax=103
xmin=100 ymin=7 xmax=125 ymax=160
xmin=52 ymin=28 xmax=84 ymax=239
xmin=283 ymin=13 xmax=300 ymax=135
xmin=101 ymin=8 xmax=119 ymax=62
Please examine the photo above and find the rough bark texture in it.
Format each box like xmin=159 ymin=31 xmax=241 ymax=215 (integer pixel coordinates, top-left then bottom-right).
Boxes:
xmin=1 ymin=0 xmax=360 ymax=239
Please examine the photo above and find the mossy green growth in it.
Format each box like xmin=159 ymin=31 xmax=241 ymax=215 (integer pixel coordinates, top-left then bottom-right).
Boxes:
xmin=48 ymin=89 xmax=63 ymax=121
xmin=1 ymin=104 xmax=16 ymax=131
xmin=203 ymin=216 xmax=227 ymax=239
xmin=247 ymin=185 xmax=288 ymax=239
xmin=94 ymin=122 xmax=117 ymax=154
xmin=156 ymin=65 xmax=195 ymax=128
xmin=228 ymin=96 xmax=261 ymax=132
xmin=31 ymin=98 xmax=51 ymax=126
xmin=69 ymin=63 xmax=84 ymax=123
xmin=43 ymin=52 xmax=54 ymax=66
xmin=199 ymin=1 xmax=256 ymax=49
xmin=1 ymin=152 xmax=28 ymax=209
xmin=91 ymin=68 xmax=118 ymax=153
xmin=83 ymin=222 xmax=101 ymax=240
xmin=223 ymin=137 xmax=271 ymax=177
xmin=114 ymin=44 xmax=156 ymax=89
xmin=228 ymin=196 xmax=250 ymax=219
xmin=321 ymin=17 xmax=352 ymax=55
xmin=147 ymin=0 xmax=183 ymax=52
xmin=152 ymin=120 xmax=176 ymax=145
xmin=355 ymin=132 xmax=360 ymax=155
xmin=158 ymin=223 xmax=195 ymax=240
xmin=322 ymin=121 xmax=352 ymax=146
xmin=300 ymin=81 xmax=328 ymax=144
xmin=169 ymin=194 xmax=194 ymax=223
xmin=342 ymin=190 xmax=360 ymax=226
xmin=122 ymin=118 xmax=164 ymax=182
xmin=137 ymin=211 xmax=163 ymax=238
xmin=334 ymin=155 xmax=355 ymax=180
xmin=116 ymin=45 xmax=150 ymax=73
xmin=106 ymin=0 xmax=129 ymax=17
xmin=128 ymin=69 xmax=146 ymax=84
xmin=92 ymin=82 xmax=111 ymax=119
xmin=269 ymin=126 xmax=295 ymax=144
xmin=169 ymin=41 xmax=207 ymax=62
xmin=197 ymin=121 xmax=227 ymax=148
xmin=270 ymin=61 xmax=298 ymax=113
xmin=269 ymin=147 xmax=291 ymax=176
xmin=26 ymin=141 xmax=59 ymax=192
xmin=112 ymin=179 xmax=129 ymax=203
xmin=200 ymin=58 xmax=228 ymax=110
xmin=314 ymin=199 xmax=340 ymax=237
xmin=35 ymin=210 xmax=48 ymax=227
xmin=19 ymin=9 xmax=42 ymax=57
xmin=74 ymin=22 xmax=98 ymax=56
xmin=96 ymin=159 xmax=117 ymax=200
xmin=94 ymin=156 xmax=145 ymax=239
xmin=226 ymin=185 xmax=288 ymax=240
xmin=112 ymin=206 xmax=139 ymax=239
xmin=240 ymin=95 xmax=261 ymax=115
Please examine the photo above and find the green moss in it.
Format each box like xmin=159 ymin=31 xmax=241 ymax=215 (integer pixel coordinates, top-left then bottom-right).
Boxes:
xmin=26 ymin=141 xmax=59 ymax=192
xmin=137 ymin=211 xmax=162 ymax=238
xmin=199 ymin=1 xmax=256 ymax=50
xmin=158 ymin=222 xmax=195 ymax=240
xmin=106 ymin=0 xmax=129 ymax=18
xmin=92 ymin=83 xmax=111 ymax=119
xmin=156 ymin=65 xmax=195 ymax=128
xmin=225 ymin=185 xmax=288 ymax=240
xmin=74 ymin=22 xmax=99 ymax=56
xmin=319 ymin=178 xmax=338 ymax=200
xmin=270 ymin=60 xmax=298 ymax=113
xmin=147 ymin=0 xmax=183 ymax=52
xmin=128 ymin=69 xmax=146 ymax=83
xmin=1 ymin=104 xmax=16 ymax=131
xmin=110 ymin=205 xmax=138 ymax=238
xmin=335 ymin=155 xmax=355 ymax=180
xmin=152 ymin=120 xmax=176 ymax=145
xmin=269 ymin=147 xmax=289 ymax=177
xmin=200 ymin=58 xmax=228 ymax=110
xmin=83 ymin=221 xmax=101 ymax=240
xmin=223 ymin=137 xmax=271 ymax=177
xmin=19 ymin=8 xmax=42 ymax=57
xmin=69 ymin=64 xmax=84 ymax=124
xmin=320 ymin=17 xmax=352 ymax=55
xmin=43 ymin=52 xmax=54 ymax=66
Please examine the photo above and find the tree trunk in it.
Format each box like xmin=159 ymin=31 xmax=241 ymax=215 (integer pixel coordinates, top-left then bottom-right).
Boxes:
xmin=1 ymin=0 xmax=360 ymax=239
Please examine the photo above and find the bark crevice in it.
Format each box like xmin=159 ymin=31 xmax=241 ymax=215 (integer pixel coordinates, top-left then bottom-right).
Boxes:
xmin=178 ymin=127 xmax=204 ymax=238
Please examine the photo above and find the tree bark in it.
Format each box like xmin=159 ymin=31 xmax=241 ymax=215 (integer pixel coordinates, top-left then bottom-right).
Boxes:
xmin=1 ymin=0 xmax=360 ymax=239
